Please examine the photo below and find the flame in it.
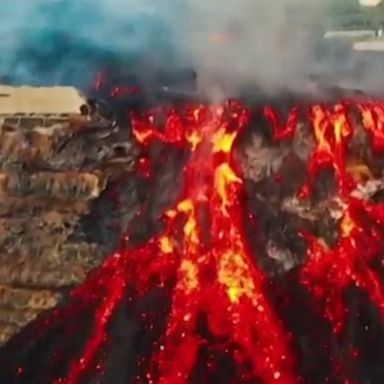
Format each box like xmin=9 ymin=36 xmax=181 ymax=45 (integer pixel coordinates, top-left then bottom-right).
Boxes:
xmin=298 ymin=103 xmax=354 ymax=198
xmin=214 ymin=163 xmax=242 ymax=213
xmin=212 ymin=128 xmax=237 ymax=153
xmin=339 ymin=210 xmax=355 ymax=238
xmin=159 ymin=236 xmax=174 ymax=254
xmin=264 ymin=105 xmax=299 ymax=140
xmin=185 ymin=130 xmax=202 ymax=151
xmin=179 ymin=259 xmax=199 ymax=293
xmin=218 ymin=250 xmax=256 ymax=303
xmin=357 ymin=102 xmax=384 ymax=152
xmin=177 ymin=199 xmax=199 ymax=246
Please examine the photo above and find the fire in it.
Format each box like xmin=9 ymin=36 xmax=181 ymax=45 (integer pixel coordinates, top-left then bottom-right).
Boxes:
xmin=357 ymin=102 xmax=384 ymax=151
xmin=179 ymin=260 xmax=199 ymax=293
xmin=214 ymin=163 xmax=242 ymax=212
xmin=217 ymin=250 xmax=256 ymax=303
xmin=339 ymin=210 xmax=355 ymax=237
xmin=159 ymin=236 xmax=173 ymax=254
xmin=263 ymin=105 xmax=299 ymax=140
xmin=299 ymin=103 xmax=354 ymax=198
xmin=177 ymin=199 xmax=199 ymax=245
xmin=185 ymin=130 xmax=202 ymax=151
xmin=9 ymin=97 xmax=384 ymax=384
xmin=212 ymin=128 xmax=237 ymax=153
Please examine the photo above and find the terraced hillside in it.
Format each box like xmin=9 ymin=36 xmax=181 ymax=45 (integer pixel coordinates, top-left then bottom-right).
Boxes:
xmin=0 ymin=87 xmax=139 ymax=345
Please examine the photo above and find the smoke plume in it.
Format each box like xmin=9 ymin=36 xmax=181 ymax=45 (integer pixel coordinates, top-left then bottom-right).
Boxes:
xmin=0 ymin=0 xmax=375 ymax=96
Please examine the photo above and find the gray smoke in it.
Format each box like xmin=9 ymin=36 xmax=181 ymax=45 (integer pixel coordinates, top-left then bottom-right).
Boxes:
xmin=0 ymin=0 xmax=379 ymax=96
xmin=175 ymin=0 xmax=325 ymax=96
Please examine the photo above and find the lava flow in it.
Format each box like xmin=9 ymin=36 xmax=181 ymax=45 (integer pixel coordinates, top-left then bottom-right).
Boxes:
xmin=52 ymin=101 xmax=297 ymax=384
xmin=132 ymin=102 xmax=297 ymax=384
xmin=5 ymin=97 xmax=384 ymax=384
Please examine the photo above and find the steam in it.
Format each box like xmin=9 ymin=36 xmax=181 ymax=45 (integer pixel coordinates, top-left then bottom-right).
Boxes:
xmin=176 ymin=0 xmax=325 ymax=96
xmin=0 ymin=0 xmax=378 ymax=96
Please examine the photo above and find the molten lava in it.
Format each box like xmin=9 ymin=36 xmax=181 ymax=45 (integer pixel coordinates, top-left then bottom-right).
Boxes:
xmin=41 ymin=101 xmax=295 ymax=384
xmin=7 ymin=98 xmax=384 ymax=384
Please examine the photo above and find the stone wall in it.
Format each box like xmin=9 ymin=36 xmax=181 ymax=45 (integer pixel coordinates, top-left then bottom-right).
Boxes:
xmin=0 ymin=119 xmax=138 ymax=344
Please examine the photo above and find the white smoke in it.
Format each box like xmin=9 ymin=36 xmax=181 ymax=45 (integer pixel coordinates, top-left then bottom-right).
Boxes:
xmin=171 ymin=0 xmax=325 ymax=95
xmin=0 ymin=0 xmax=370 ymax=95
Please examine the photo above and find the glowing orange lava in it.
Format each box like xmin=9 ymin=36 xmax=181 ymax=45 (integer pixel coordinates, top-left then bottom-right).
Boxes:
xmin=12 ymin=98 xmax=384 ymax=384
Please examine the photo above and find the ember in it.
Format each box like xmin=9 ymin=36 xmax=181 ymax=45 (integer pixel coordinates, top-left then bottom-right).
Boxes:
xmin=3 ymin=96 xmax=384 ymax=384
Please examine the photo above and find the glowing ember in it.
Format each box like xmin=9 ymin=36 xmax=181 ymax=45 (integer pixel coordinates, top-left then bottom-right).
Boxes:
xmin=7 ymin=98 xmax=384 ymax=383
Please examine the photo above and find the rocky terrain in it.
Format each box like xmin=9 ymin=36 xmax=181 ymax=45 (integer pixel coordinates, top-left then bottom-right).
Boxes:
xmin=0 ymin=115 xmax=139 ymax=345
